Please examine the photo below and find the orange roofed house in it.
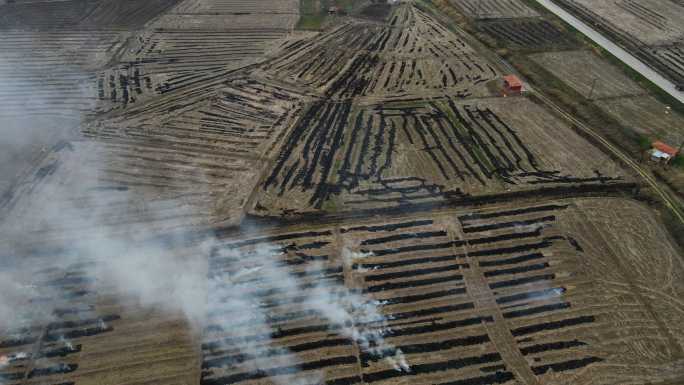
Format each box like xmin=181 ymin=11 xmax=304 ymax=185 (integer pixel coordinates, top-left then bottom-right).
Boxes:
xmin=650 ymin=141 xmax=679 ymax=163
xmin=503 ymin=75 xmax=523 ymax=95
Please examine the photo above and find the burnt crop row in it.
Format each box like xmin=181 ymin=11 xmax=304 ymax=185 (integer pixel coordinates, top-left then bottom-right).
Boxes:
xmin=202 ymin=232 xmax=367 ymax=385
xmin=0 ymin=0 xmax=182 ymax=29
xmin=478 ymin=20 xmax=577 ymax=50
xmin=261 ymin=6 xmax=497 ymax=98
xmin=0 ymin=263 xmax=116 ymax=384
xmin=454 ymin=203 xmax=604 ymax=378
xmin=452 ymin=0 xmax=538 ymax=19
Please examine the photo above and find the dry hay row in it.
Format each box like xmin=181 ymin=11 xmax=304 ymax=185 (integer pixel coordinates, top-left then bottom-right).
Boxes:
xmin=109 ymin=66 xmax=243 ymax=121
xmin=77 ymin=120 xmax=260 ymax=226
xmin=79 ymin=0 xmax=182 ymax=29
xmin=353 ymin=208 xmax=603 ymax=382
xmin=387 ymin=4 xmax=414 ymax=27
xmin=261 ymin=6 xmax=497 ymax=98
xmin=171 ymin=0 xmax=298 ymax=14
xmin=122 ymin=29 xmax=287 ymax=74
xmin=0 ymin=0 xmax=99 ymax=29
xmin=477 ymin=19 xmax=577 ymax=49
xmin=0 ymin=0 xmax=182 ymax=30
xmin=450 ymin=0 xmax=538 ymax=19
xmin=98 ymin=29 xmax=289 ymax=110
xmin=0 ymin=30 xmax=125 ymax=116
xmin=653 ymin=44 xmax=684 ymax=85
xmin=159 ymin=78 xmax=305 ymax=158
xmin=261 ymin=23 xmax=376 ymax=92
xmin=79 ymin=78 xmax=307 ymax=224
xmin=0 ymin=261 xmax=117 ymax=385
xmin=260 ymin=98 xmax=622 ymax=212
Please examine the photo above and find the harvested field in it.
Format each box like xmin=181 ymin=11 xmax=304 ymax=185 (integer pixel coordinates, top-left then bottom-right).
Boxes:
xmin=477 ymin=19 xmax=578 ymax=50
xmin=199 ymin=197 xmax=684 ymax=385
xmin=0 ymin=30 xmax=125 ymax=115
xmin=450 ymin=0 xmax=539 ymax=19
xmin=255 ymin=96 xmax=626 ymax=213
xmin=528 ymin=50 xmax=644 ymax=99
xmin=558 ymin=0 xmax=684 ymax=46
xmin=97 ymin=29 xmax=287 ymax=110
xmin=1 ymin=1 xmax=683 ymax=385
xmin=0 ymin=240 xmax=201 ymax=385
xmin=258 ymin=6 xmax=498 ymax=99
xmin=652 ymin=44 xmax=684 ymax=86
xmin=0 ymin=0 xmax=183 ymax=29
xmin=595 ymin=95 xmax=684 ymax=145
xmin=554 ymin=0 xmax=684 ymax=84
xmin=152 ymin=0 xmax=298 ymax=30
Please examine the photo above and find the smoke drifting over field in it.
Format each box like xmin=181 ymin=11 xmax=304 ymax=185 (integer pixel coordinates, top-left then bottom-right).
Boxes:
xmin=0 ymin=24 xmax=409 ymax=385
xmin=0 ymin=143 xmax=407 ymax=382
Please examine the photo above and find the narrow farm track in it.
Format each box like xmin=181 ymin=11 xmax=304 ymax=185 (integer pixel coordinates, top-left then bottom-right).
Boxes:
xmin=533 ymin=91 xmax=684 ymax=225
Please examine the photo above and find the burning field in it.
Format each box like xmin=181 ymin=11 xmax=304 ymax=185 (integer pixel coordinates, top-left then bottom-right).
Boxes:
xmin=0 ymin=1 xmax=683 ymax=385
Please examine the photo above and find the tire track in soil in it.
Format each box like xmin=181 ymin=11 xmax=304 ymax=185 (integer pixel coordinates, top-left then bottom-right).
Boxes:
xmin=336 ymin=225 xmax=366 ymax=383
xmin=573 ymin=207 xmax=684 ymax=359
xmin=450 ymin=219 xmax=541 ymax=385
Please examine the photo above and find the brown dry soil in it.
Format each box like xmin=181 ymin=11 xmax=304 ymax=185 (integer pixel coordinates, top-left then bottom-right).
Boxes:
xmin=0 ymin=1 xmax=683 ymax=385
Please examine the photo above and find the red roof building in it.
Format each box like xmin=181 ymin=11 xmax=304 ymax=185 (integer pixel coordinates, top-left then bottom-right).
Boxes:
xmin=503 ymin=75 xmax=523 ymax=94
xmin=652 ymin=141 xmax=679 ymax=157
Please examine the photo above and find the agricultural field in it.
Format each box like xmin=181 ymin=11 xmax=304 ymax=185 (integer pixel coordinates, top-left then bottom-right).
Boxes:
xmin=3 ymin=197 xmax=684 ymax=385
xmin=554 ymin=0 xmax=684 ymax=85
xmin=528 ymin=50 xmax=645 ymax=99
xmin=256 ymin=96 xmax=627 ymax=214
xmin=1 ymin=1 xmax=683 ymax=385
xmin=203 ymin=197 xmax=684 ymax=385
xmin=595 ymin=96 xmax=684 ymax=146
xmin=450 ymin=0 xmax=539 ymax=19
xmin=477 ymin=19 xmax=579 ymax=51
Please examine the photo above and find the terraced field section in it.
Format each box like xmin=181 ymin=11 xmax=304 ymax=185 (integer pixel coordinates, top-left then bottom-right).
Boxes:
xmin=0 ymin=0 xmax=298 ymax=225
xmin=255 ymin=95 xmax=627 ymax=213
xmin=553 ymin=0 xmax=684 ymax=85
xmin=246 ymin=5 xmax=629 ymax=215
xmin=199 ymin=197 xmax=684 ymax=385
xmin=257 ymin=6 xmax=498 ymax=99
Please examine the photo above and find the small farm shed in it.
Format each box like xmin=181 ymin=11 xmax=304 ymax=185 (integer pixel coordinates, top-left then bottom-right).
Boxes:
xmin=650 ymin=141 xmax=679 ymax=163
xmin=503 ymin=75 xmax=523 ymax=95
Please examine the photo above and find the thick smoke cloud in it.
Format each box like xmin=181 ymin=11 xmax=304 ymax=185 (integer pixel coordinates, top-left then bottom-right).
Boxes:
xmin=0 ymin=30 xmax=408 ymax=385
xmin=0 ymin=139 xmax=408 ymax=384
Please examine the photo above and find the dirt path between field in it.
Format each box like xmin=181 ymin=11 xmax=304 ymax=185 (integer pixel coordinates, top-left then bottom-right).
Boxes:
xmin=453 ymin=226 xmax=542 ymax=385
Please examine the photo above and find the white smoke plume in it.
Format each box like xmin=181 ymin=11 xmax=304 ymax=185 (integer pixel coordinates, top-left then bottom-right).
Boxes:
xmin=0 ymin=31 xmax=408 ymax=385
xmin=305 ymin=271 xmax=410 ymax=372
xmin=0 ymin=140 xmax=409 ymax=384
